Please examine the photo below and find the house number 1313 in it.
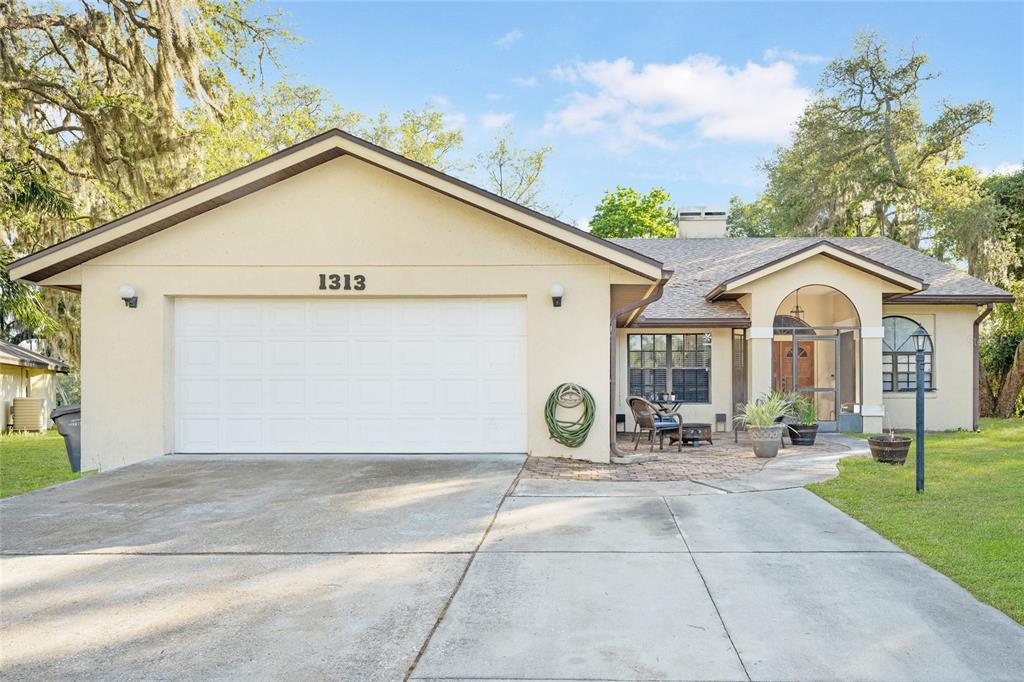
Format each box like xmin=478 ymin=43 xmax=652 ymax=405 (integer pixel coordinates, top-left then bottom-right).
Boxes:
xmin=318 ymin=274 xmax=366 ymax=291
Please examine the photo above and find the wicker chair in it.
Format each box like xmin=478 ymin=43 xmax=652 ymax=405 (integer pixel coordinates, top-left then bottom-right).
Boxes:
xmin=627 ymin=396 xmax=683 ymax=451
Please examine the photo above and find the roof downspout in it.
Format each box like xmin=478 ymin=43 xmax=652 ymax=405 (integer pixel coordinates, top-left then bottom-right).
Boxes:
xmin=973 ymin=303 xmax=994 ymax=432
xmin=609 ymin=272 xmax=672 ymax=463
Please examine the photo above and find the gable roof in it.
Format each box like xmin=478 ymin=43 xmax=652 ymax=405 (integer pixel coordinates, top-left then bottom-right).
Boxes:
xmin=611 ymin=237 xmax=1014 ymax=324
xmin=7 ymin=129 xmax=665 ymax=284
xmin=0 ymin=340 xmax=69 ymax=372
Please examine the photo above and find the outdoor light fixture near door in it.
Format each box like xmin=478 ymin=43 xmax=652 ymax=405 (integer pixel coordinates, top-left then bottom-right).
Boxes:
xmin=911 ymin=325 xmax=929 ymax=492
xmin=119 ymin=284 xmax=138 ymax=308
xmin=550 ymin=283 xmax=564 ymax=307
xmin=790 ymin=287 xmax=805 ymax=320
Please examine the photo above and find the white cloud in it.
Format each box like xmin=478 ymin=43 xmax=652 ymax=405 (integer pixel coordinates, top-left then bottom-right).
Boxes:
xmin=486 ymin=93 xmax=505 ymax=101
xmin=494 ymin=30 xmax=523 ymax=48
xmin=512 ymin=76 xmax=539 ymax=87
xmin=980 ymin=161 xmax=1023 ymax=177
xmin=442 ymin=111 xmax=467 ymax=130
xmin=546 ymin=55 xmax=812 ymax=146
xmin=549 ymin=63 xmax=578 ymax=83
xmin=427 ymin=95 xmax=466 ymax=130
xmin=481 ymin=112 xmax=516 ymax=129
xmin=763 ymin=48 xmax=827 ymax=64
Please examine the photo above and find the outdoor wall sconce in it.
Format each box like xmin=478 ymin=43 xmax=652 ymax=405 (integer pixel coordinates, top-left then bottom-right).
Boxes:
xmin=550 ymin=283 xmax=564 ymax=307
xmin=118 ymin=284 xmax=138 ymax=308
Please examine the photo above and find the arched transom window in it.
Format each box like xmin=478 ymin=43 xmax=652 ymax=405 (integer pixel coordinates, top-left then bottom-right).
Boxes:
xmin=882 ymin=316 xmax=933 ymax=392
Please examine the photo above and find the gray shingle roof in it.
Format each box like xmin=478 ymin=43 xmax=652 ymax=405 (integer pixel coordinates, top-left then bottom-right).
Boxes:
xmin=0 ymin=340 xmax=69 ymax=372
xmin=610 ymin=237 xmax=1013 ymax=323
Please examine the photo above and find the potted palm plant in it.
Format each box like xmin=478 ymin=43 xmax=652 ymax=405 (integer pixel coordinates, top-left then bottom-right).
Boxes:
xmin=788 ymin=395 xmax=819 ymax=446
xmin=735 ymin=391 xmax=793 ymax=458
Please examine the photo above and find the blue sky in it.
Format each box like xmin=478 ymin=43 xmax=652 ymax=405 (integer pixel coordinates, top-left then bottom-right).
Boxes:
xmin=265 ymin=2 xmax=1024 ymax=227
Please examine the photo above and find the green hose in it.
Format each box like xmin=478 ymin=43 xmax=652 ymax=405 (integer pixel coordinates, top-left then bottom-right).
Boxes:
xmin=544 ymin=383 xmax=596 ymax=448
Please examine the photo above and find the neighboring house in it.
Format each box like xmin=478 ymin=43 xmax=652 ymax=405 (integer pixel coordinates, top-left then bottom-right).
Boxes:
xmin=6 ymin=130 xmax=1013 ymax=470
xmin=1 ymin=340 xmax=68 ymax=431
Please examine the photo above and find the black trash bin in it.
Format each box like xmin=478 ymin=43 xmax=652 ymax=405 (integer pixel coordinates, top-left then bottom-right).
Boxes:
xmin=51 ymin=405 xmax=82 ymax=473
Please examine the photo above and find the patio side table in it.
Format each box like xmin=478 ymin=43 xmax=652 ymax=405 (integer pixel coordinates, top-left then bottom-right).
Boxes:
xmin=671 ymin=423 xmax=713 ymax=447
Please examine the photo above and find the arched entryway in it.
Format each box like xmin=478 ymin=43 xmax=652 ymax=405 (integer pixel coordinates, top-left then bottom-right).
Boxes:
xmin=772 ymin=286 xmax=862 ymax=431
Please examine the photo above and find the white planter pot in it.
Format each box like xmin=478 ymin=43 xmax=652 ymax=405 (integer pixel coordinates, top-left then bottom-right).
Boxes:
xmin=747 ymin=424 xmax=785 ymax=458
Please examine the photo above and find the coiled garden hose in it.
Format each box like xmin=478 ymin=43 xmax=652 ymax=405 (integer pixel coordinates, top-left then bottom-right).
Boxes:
xmin=544 ymin=383 xmax=596 ymax=448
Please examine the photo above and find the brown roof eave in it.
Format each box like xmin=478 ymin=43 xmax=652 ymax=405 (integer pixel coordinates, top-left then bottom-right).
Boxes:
xmin=704 ymin=239 xmax=925 ymax=300
xmin=9 ymin=129 xmax=665 ymax=283
xmin=886 ymin=293 xmax=1015 ymax=305
xmin=630 ymin=317 xmax=751 ymax=329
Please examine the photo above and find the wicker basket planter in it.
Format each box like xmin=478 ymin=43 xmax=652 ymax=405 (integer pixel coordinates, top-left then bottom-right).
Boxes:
xmin=869 ymin=435 xmax=911 ymax=465
xmin=748 ymin=424 xmax=785 ymax=458
xmin=788 ymin=423 xmax=819 ymax=446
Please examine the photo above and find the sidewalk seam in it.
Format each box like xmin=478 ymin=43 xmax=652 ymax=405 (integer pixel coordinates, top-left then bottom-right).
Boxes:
xmin=404 ymin=458 xmax=527 ymax=681
xmin=663 ymin=496 xmax=752 ymax=682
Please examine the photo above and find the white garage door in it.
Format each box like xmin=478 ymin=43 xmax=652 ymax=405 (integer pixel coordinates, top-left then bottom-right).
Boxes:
xmin=174 ymin=298 xmax=527 ymax=453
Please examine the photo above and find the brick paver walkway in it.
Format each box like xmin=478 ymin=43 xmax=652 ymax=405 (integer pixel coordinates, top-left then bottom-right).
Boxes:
xmin=523 ymin=433 xmax=848 ymax=481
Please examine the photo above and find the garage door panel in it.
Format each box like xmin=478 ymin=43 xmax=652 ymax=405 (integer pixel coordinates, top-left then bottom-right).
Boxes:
xmin=440 ymin=340 xmax=480 ymax=370
xmin=354 ymin=378 xmax=391 ymax=409
xmin=174 ymin=298 xmax=525 ymax=453
xmin=265 ymin=379 xmax=306 ymax=412
xmin=481 ymin=380 xmax=526 ymax=412
xmin=309 ymin=417 xmax=349 ymax=446
xmin=265 ymin=418 xmax=306 ymax=448
xmin=177 ymin=379 xmax=220 ymax=413
xmin=352 ymin=303 xmax=393 ymax=333
xmin=177 ymin=304 xmax=221 ymax=335
xmin=223 ymin=303 xmax=263 ymax=335
xmin=267 ymin=339 xmax=306 ymax=373
xmin=353 ymin=339 xmax=391 ymax=370
xmin=478 ymin=301 xmax=527 ymax=335
xmin=483 ymin=417 xmax=523 ymax=451
xmin=309 ymin=304 xmax=349 ymax=334
xmin=222 ymin=418 xmax=264 ymax=451
xmin=309 ymin=378 xmax=349 ymax=408
xmin=310 ymin=340 xmax=349 ymax=371
xmin=398 ymin=305 xmax=438 ymax=333
xmin=178 ymin=339 xmax=219 ymax=373
xmin=482 ymin=340 xmax=524 ymax=373
xmin=396 ymin=339 xmax=436 ymax=371
xmin=221 ymin=379 xmax=262 ymax=412
xmin=438 ymin=417 xmax=484 ymax=447
xmin=221 ymin=340 xmax=262 ymax=373
xmin=178 ymin=417 xmax=219 ymax=451
xmin=396 ymin=380 xmax=437 ymax=411
xmin=263 ymin=302 xmax=307 ymax=333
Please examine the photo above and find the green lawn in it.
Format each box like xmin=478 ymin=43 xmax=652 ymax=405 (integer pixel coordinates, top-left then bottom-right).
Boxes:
xmin=809 ymin=418 xmax=1024 ymax=624
xmin=0 ymin=430 xmax=86 ymax=498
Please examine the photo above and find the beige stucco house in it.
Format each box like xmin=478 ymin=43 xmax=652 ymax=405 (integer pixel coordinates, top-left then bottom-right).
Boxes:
xmin=1 ymin=340 xmax=68 ymax=431
xmin=7 ymin=130 xmax=1013 ymax=471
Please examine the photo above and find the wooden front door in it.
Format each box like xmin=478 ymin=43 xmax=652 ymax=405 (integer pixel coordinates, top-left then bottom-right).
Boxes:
xmin=772 ymin=340 xmax=815 ymax=392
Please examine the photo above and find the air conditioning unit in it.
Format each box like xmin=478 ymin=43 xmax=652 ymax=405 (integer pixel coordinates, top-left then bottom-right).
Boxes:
xmin=12 ymin=397 xmax=46 ymax=431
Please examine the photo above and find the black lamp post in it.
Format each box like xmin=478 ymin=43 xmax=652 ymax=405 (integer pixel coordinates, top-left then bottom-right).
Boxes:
xmin=911 ymin=326 xmax=929 ymax=493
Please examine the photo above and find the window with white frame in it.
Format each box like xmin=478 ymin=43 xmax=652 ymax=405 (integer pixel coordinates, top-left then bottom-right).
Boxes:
xmin=627 ymin=333 xmax=711 ymax=403
xmin=882 ymin=316 xmax=934 ymax=392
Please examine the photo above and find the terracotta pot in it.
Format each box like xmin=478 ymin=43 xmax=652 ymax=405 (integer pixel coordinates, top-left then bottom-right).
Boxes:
xmin=747 ymin=424 xmax=785 ymax=458
xmin=868 ymin=436 xmax=911 ymax=465
xmin=788 ymin=423 xmax=819 ymax=446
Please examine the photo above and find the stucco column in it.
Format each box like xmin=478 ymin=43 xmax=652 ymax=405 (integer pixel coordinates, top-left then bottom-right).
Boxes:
xmin=861 ymin=334 xmax=884 ymax=433
xmin=748 ymin=328 xmax=773 ymax=400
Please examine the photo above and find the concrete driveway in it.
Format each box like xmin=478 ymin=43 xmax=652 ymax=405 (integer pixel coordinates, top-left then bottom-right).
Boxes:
xmin=3 ymin=455 xmax=1023 ymax=681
